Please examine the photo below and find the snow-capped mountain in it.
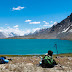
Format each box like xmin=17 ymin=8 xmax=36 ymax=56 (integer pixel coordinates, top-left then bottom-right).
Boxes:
xmin=8 ymin=32 xmax=18 ymax=37
xmin=19 ymin=13 xmax=72 ymax=40
xmin=0 ymin=13 xmax=72 ymax=40
xmin=0 ymin=32 xmax=8 ymax=38
xmin=0 ymin=32 xmax=19 ymax=38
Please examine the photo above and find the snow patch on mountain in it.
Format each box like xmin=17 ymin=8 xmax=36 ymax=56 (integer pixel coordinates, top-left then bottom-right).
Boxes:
xmin=62 ymin=27 xmax=70 ymax=32
xmin=8 ymin=32 xmax=18 ymax=37
xmin=69 ymin=29 xmax=72 ymax=32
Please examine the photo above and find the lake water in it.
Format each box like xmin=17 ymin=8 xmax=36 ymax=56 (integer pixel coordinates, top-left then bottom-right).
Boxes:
xmin=0 ymin=39 xmax=72 ymax=55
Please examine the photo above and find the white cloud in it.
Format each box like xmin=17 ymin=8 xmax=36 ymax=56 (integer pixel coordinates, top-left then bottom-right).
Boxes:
xmin=25 ymin=19 xmax=40 ymax=24
xmin=25 ymin=20 xmax=40 ymax=24
xmin=43 ymin=25 xmax=49 ymax=26
xmin=0 ymin=29 xmax=2 ymax=32
xmin=5 ymin=24 xmax=8 ymax=25
xmin=29 ymin=22 xmax=40 ymax=24
xmin=43 ymin=21 xmax=52 ymax=27
xmin=0 ymin=27 xmax=30 ymax=36
xmin=0 ymin=26 xmax=41 ymax=37
xmin=43 ymin=21 xmax=49 ymax=24
xmin=43 ymin=24 xmax=53 ymax=27
xmin=43 ymin=21 xmax=58 ymax=27
xmin=25 ymin=20 xmax=32 ymax=22
xmin=12 ymin=6 xmax=24 ymax=11
xmin=50 ymin=21 xmax=53 ymax=23
xmin=13 ymin=25 xmax=19 ymax=28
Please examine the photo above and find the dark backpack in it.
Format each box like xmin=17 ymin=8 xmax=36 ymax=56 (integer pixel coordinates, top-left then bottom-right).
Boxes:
xmin=0 ymin=57 xmax=5 ymax=64
xmin=42 ymin=56 xmax=54 ymax=67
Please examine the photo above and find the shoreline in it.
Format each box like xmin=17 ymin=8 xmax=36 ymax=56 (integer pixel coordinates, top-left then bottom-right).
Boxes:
xmin=0 ymin=38 xmax=72 ymax=40
xmin=0 ymin=53 xmax=72 ymax=57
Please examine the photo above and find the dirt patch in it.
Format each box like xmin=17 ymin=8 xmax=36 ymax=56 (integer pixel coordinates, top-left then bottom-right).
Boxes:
xmin=0 ymin=56 xmax=72 ymax=72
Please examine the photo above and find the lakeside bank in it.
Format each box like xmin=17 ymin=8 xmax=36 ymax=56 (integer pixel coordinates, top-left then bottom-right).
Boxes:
xmin=0 ymin=53 xmax=72 ymax=57
xmin=0 ymin=53 xmax=72 ymax=72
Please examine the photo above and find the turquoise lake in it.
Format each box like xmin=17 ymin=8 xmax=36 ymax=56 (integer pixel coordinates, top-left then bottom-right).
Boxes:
xmin=0 ymin=39 xmax=72 ymax=55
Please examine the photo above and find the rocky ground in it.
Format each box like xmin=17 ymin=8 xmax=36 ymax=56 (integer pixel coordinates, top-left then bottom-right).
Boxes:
xmin=0 ymin=56 xmax=72 ymax=72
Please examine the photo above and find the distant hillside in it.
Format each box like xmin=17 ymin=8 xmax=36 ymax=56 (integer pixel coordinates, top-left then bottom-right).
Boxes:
xmin=0 ymin=32 xmax=18 ymax=39
xmin=0 ymin=32 xmax=7 ymax=38
xmin=8 ymin=32 xmax=18 ymax=37
xmin=4 ymin=13 xmax=72 ymax=40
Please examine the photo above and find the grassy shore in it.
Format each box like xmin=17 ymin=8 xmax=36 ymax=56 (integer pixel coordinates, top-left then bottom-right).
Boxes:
xmin=0 ymin=53 xmax=72 ymax=57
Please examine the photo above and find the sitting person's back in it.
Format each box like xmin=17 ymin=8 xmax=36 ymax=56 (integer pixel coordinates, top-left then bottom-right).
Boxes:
xmin=40 ymin=50 xmax=57 ymax=68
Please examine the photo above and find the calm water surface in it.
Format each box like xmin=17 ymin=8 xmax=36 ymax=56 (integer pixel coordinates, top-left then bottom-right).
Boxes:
xmin=0 ymin=39 xmax=72 ymax=55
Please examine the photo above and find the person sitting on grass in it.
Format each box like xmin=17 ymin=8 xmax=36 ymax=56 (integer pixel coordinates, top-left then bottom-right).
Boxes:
xmin=39 ymin=50 xmax=57 ymax=68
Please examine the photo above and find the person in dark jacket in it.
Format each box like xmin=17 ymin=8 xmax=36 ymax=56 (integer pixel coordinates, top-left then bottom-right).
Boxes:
xmin=40 ymin=50 xmax=57 ymax=68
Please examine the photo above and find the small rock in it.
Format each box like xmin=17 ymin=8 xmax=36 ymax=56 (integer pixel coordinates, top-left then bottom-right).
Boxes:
xmin=26 ymin=63 xmax=33 ymax=66
xmin=68 ymin=57 xmax=72 ymax=60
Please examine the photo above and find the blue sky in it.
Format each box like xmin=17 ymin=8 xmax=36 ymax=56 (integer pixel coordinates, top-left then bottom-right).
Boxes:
xmin=0 ymin=0 xmax=72 ymax=36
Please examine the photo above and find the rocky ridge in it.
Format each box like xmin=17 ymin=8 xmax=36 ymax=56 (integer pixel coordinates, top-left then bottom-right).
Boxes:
xmin=9 ymin=13 xmax=72 ymax=40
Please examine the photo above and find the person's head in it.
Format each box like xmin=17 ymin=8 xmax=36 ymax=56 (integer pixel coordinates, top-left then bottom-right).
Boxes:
xmin=48 ymin=50 xmax=53 ymax=56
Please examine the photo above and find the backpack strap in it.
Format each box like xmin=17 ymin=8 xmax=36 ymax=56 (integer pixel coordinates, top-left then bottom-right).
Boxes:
xmin=44 ymin=55 xmax=53 ymax=65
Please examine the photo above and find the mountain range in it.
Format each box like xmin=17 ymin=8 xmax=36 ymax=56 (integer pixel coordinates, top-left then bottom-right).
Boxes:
xmin=0 ymin=13 xmax=72 ymax=40
xmin=0 ymin=32 xmax=7 ymax=38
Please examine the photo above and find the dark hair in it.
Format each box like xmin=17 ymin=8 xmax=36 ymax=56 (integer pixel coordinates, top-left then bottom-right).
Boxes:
xmin=48 ymin=50 xmax=53 ymax=56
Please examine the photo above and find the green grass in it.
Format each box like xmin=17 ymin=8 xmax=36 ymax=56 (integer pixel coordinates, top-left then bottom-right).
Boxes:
xmin=0 ymin=53 xmax=72 ymax=57
xmin=53 ymin=53 xmax=72 ymax=57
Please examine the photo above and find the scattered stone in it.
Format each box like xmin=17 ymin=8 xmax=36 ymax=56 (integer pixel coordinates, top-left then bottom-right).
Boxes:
xmin=0 ymin=56 xmax=72 ymax=72
xmin=26 ymin=63 xmax=33 ymax=66
xmin=68 ymin=57 xmax=72 ymax=60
